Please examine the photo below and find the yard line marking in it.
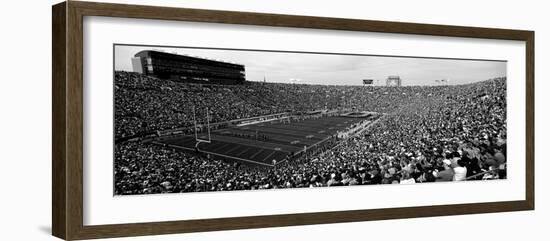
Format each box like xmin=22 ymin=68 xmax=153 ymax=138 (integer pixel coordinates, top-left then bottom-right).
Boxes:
xmin=209 ymin=142 xmax=231 ymax=153
xmin=250 ymin=149 xmax=266 ymax=159
xmin=236 ymin=147 xmax=252 ymax=156
xmin=209 ymin=134 xmax=300 ymax=151
xmin=225 ymin=144 xmax=243 ymax=154
xmin=260 ymin=151 xmax=278 ymax=164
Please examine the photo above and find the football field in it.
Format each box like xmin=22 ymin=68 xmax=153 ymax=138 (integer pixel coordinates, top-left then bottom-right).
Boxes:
xmin=156 ymin=116 xmax=371 ymax=166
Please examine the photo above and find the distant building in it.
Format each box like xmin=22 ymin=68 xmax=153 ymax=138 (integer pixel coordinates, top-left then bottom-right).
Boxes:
xmin=131 ymin=50 xmax=246 ymax=85
xmin=386 ymin=75 xmax=402 ymax=87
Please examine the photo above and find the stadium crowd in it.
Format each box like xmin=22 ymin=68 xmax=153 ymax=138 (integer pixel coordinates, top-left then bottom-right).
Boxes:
xmin=116 ymin=71 xmax=443 ymax=140
xmin=114 ymin=71 xmax=507 ymax=194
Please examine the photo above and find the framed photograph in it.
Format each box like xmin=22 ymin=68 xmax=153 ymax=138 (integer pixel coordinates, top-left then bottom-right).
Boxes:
xmin=52 ymin=1 xmax=534 ymax=240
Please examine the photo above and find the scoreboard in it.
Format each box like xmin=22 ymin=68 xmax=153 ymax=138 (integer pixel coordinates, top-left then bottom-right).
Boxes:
xmin=363 ymin=79 xmax=374 ymax=85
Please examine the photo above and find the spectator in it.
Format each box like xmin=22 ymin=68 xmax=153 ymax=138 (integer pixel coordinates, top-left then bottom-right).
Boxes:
xmin=435 ymin=159 xmax=454 ymax=182
xmin=453 ymin=159 xmax=468 ymax=181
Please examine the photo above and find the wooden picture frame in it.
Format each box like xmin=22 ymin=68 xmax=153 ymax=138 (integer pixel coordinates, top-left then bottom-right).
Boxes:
xmin=52 ymin=1 xmax=534 ymax=240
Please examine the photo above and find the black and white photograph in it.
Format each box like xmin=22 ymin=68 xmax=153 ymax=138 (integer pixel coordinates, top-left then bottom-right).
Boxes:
xmin=2 ymin=0 xmax=544 ymax=240
xmin=114 ymin=44 xmax=507 ymax=195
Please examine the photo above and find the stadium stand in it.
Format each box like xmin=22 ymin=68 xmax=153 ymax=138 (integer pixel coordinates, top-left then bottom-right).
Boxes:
xmin=114 ymin=71 xmax=506 ymax=194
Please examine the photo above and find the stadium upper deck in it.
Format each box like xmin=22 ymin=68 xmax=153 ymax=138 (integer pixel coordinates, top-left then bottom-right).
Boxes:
xmin=131 ymin=50 xmax=246 ymax=84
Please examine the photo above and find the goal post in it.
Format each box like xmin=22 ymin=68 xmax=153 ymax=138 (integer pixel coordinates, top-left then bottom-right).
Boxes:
xmin=192 ymin=105 xmax=212 ymax=144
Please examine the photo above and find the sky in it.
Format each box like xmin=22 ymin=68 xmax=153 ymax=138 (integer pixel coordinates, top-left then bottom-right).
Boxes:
xmin=114 ymin=45 xmax=506 ymax=86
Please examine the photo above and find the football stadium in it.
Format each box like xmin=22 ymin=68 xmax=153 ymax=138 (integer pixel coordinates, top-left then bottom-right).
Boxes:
xmin=114 ymin=50 xmax=507 ymax=195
